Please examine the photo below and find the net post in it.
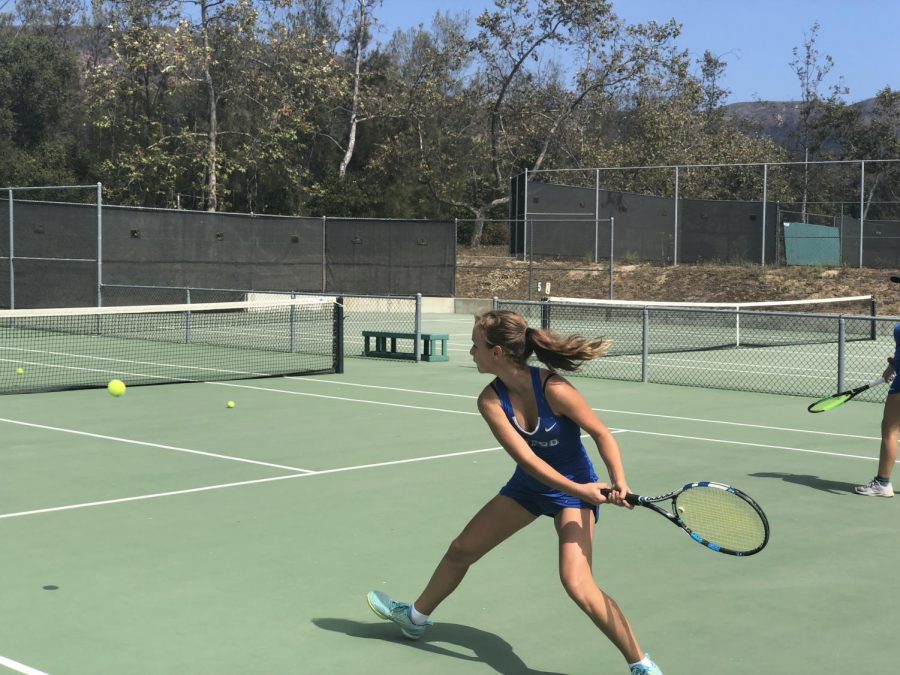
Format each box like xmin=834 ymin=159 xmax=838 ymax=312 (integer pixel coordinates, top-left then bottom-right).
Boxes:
xmin=540 ymin=296 xmax=550 ymax=330
xmin=334 ymin=296 xmax=344 ymax=374
xmin=837 ymin=317 xmax=846 ymax=393
xmin=288 ymin=290 xmax=297 ymax=353
xmin=735 ymin=307 xmax=741 ymax=348
xmin=289 ymin=296 xmax=297 ymax=354
xmin=492 ymin=296 xmax=498 ymax=310
xmin=415 ymin=293 xmax=422 ymax=362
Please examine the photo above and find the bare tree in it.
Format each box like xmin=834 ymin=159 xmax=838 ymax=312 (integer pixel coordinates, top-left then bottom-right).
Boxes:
xmin=338 ymin=0 xmax=380 ymax=178
xmin=417 ymin=0 xmax=682 ymax=246
xmin=789 ymin=21 xmax=844 ymax=222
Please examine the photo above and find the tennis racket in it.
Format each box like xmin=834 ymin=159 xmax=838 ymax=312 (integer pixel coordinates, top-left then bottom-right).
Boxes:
xmin=807 ymin=377 xmax=886 ymax=413
xmin=601 ymin=481 xmax=769 ymax=557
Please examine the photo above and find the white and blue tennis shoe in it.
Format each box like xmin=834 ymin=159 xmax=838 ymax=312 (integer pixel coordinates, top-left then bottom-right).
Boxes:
xmin=366 ymin=590 xmax=431 ymax=640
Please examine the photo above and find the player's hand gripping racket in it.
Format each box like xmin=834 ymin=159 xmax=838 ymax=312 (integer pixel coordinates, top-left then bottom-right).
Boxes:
xmin=807 ymin=377 xmax=887 ymax=413
xmin=601 ymin=481 xmax=769 ymax=557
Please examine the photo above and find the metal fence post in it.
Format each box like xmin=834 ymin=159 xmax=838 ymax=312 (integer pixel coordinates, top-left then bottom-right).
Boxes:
xmin=609 ymin=216 xmax=615 ymax=300
xmin=761 ymin=164 xmax=767 ymax=266
xmin=322 ymin=215 xmax=327 ymax=292
xmin=453 ymin=217 xmax=458 ymax=297
xmin=96 ymin=182 xmax=103 ymax=307
xmin=523 ymin=168 xmax=529 ymax=261
xmin=859 ymin=160 xmax=865 ymax=268
xmin=673 ymin=166 xmax=679 ymax=266
xmin=594 ymin=168 xmax=600 ymax=262
xmin=837 ymin=318 xmax=846 ymax=393
xmin=8 ymin=189 xmax=13 ymax=309
xmin=527 ymin=222 xmax=534 ymax=300
xmin=641 ymin=308 xmax=649 ymax=382
xmin=415 ymin=292 xmax=422 ymax=362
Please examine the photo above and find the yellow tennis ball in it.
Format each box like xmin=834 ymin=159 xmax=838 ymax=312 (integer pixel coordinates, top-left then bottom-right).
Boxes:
xmin=107 ymin=379 xmax=126 ymax=397
xmin=16 ymin=367 xmax=24 ymax=375
xmin=226 ymin=400 xmax=235 ymax=409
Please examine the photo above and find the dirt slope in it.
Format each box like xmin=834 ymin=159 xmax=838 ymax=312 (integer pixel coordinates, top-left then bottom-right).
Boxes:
xmin=456 ymin=255 xmax=900 ymax=317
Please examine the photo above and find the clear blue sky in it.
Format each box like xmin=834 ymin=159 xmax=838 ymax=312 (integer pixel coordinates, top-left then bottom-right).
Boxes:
xmin=375 ymin=0 xmax=900 ymax=104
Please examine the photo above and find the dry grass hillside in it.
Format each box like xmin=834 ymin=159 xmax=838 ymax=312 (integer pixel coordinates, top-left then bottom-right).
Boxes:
xmin=456 ymin=249 xmax=900 ymax=317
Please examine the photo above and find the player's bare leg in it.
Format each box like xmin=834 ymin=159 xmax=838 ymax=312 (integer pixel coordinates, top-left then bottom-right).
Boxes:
xmin=415 ymin=495 xmax=536 ymax=614
xmin=555 ymin=507 xmax=644 ymax=664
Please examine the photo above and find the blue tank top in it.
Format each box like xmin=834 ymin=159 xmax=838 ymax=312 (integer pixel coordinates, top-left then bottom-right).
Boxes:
xmin=891 ymin=324 xmax=900 ymax=395
xmin=491 ymin=367 xmax=597 ymax=492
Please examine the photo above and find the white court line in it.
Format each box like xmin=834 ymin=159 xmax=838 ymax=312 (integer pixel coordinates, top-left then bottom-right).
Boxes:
xmin=0 ymin=426 xmax=884 ymax=522
xmin=0 ymin=418 xmax=314 ymax=473
xmin=283 ymin=376 xmax=479 ymax=399
xmin=0 ymin=433 xmax=616 ymax=521
xmin=593 ymin=407 xmax=881 ymax=441
xmin=0 ymin=444 xmax=509 ymax=520
xmin=0 ymin=374 xmax=886 ymax=521
xmin=619 ymin=428 xmax=883 ymax=463
xmin=0 ymin=654 xmax=48 ymax=675
xmin=207 ymin=381 xmax=481 ymax=415
xmin=261 ymin=377 xmax=881 ymax=441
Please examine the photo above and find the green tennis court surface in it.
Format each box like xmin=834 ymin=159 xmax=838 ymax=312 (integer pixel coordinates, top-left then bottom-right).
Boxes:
xmin=1 ymin=331 xmax=897 ymax=674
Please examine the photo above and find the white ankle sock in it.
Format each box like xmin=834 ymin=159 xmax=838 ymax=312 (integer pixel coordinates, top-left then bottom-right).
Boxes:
xmin=628 ymin=655 xmax=652 ymax=668
xmin=409 ymin=604 xmax=430 ymax=625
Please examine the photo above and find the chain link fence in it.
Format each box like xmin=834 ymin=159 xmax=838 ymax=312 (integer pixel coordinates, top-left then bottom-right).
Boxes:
xmin=512 ymin=159 xmax=900 ymax=267
xmin=101 ymin=284 xmax=423 ymax=362
xmin=495 ymin=298 xmax=895 ymax=402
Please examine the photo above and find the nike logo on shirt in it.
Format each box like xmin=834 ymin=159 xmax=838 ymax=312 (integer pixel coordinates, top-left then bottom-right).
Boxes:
xmin=543 ymin=422 xmax=557 ymax=432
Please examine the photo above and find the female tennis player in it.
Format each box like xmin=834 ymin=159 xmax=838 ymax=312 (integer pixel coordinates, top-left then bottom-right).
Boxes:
xmin=367 ymin=310 xmax=663 ymax=674
xmin=855 ymin=278 xmax=900 ymax=498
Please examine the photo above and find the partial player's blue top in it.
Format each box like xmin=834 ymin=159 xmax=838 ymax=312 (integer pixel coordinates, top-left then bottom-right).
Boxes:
xmin=490 ymin=366 xmax=596 ymax=492
xmin=891 ymin=324 xmax=900 ymax=396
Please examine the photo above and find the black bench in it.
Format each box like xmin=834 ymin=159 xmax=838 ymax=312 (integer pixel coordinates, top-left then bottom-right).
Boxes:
xmin=362 ymin=331 xmax=449 ymax=362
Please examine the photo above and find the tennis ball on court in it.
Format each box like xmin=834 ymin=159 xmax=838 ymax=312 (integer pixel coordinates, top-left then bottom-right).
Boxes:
xmin=107 ymin=379 xmax=126 ymax=397
xmin=16 ymin=367 xmax=24 ymax=375
xmin=226 ymin=400 xmax=235 ymax=409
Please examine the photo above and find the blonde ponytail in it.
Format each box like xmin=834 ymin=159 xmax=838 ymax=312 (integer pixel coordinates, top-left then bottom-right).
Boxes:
xmin=476 ymin=310 xmax=610 ymax=371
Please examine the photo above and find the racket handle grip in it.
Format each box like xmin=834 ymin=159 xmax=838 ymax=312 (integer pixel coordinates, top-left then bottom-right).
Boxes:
xmin=600 ymin=488 xmax=641 ymax=506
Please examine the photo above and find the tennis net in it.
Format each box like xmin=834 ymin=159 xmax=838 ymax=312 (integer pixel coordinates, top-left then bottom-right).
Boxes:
xmin=0 ymin=297 xmax=343 ymax=394
xmin=537 ymin=295 xmax=876 ymax=353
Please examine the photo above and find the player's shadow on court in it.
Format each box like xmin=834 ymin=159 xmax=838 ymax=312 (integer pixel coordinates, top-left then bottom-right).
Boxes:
xmin=749 ymin=471 xmax=861 ymax=495
xmin=312 ymin=618 xmax=568 ymax=675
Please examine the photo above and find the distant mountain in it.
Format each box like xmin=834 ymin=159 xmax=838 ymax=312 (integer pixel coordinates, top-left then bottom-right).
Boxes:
xmin=722 ymin=98 xmax=879 ymax=148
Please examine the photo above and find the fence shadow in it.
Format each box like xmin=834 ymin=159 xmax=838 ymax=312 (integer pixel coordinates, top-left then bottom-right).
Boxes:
xmin=749 ymin=471 xmax=860 ymax=495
